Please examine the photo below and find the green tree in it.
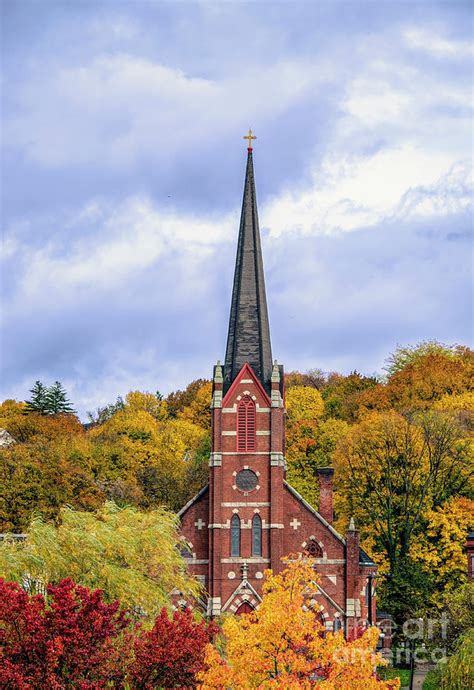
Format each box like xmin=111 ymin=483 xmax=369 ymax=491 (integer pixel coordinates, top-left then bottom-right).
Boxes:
xmin=0 ymin=502 xmax=200 ymax=617
xmin=24 ymin=381 xmax=49 ymax=414
xmin=44 ymin=381 xmax=76 ymax=415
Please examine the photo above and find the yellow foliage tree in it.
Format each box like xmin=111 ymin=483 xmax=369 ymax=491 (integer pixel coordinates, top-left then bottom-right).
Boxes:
xmin=286 ymin=386 xmax=325 ymax=424
xmin=409 ymin=496 xmax=474 ymax=600
xmin=198 ymin=558 xmax=398 ymax=689
xmin=125 ymin=390 xmax=168 ymax=420
xmin=178 ymin=381 xmax=213 ymax=430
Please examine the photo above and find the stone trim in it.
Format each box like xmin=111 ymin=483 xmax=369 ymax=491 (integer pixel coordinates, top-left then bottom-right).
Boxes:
xmin=256 ymin=430 xmax=271 ymax=435
xmin=207 ymin=597 xmax=222 ymax=616
xmin=221 ymin=557 xmax=270 ymax=563
xmin=211 ymin=390 xmax=222 ymax=408
xmin=221 ymin=502 xmax=270 ymax=507
xmin=270 ymin=452 xmax=286 ymax=468
xmin=209 ymin=453 xmax=222 ymax=466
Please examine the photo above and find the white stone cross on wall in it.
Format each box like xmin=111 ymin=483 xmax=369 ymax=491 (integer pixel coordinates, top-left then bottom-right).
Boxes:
xmin=290 ymin=518 xmax=301 ymax=530
xmin=195 ymin=519 xmax=206 ymax=530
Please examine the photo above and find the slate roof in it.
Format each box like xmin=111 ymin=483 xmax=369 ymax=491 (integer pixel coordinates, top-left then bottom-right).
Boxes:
xmin=223 ymin=150 xmax=273 ymax=394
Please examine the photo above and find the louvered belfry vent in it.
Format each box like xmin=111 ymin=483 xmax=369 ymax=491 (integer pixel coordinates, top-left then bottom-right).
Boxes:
xmin=237 ymin=395 xmax=256 ymax=451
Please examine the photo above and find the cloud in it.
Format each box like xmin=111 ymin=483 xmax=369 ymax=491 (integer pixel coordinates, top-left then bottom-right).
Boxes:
xmin=404 ymin=26 xmax=474 ymax=58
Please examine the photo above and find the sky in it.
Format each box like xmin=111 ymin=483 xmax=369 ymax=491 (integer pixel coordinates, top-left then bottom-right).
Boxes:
xmin=1 ymin=0 xmax=472 ymax=418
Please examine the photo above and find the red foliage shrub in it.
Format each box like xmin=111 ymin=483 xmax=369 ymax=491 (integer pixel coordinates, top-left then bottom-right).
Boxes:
xmin=128 ymin=607 xmax=218 ymax=689
xmin=0 ymin=578 xmax=129 ymax=689
xmin=0 ymin=579 xmax=217 ymax=689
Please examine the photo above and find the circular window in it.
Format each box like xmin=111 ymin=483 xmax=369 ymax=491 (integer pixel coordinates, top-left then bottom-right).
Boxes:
xmin=236 ymin=469 xmax=258 ymax=492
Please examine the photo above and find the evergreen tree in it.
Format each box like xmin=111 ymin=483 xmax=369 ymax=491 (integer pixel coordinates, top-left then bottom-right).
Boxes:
xmin=24 ymin=380 xmax=49 ymax=414
xmin=44 ymin=381 xmax=76 ymax=415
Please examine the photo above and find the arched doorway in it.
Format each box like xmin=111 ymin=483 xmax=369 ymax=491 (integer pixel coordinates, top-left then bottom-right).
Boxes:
xmin=235 ymin=602 xmax=254 ymax=615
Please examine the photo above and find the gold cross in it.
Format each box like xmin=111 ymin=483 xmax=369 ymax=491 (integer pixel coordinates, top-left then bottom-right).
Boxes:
xmin=243 ymin=128 xmax=257 ymax=149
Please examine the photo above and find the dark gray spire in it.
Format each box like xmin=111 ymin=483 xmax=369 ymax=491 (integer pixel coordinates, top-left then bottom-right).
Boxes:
xmin=224 ymin=149 xmax=273 ymax=393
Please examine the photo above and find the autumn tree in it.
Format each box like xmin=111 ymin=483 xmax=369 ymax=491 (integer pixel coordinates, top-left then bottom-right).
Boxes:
xmin=0 ymin=578 xmax=130 ymax=688
xmin=322 ymin=371 xmax=378 ymax=422
xmin=128 ymin=608 xmax=217 ymax=689
xmin=166 ymin=378 xmax=211 ymax=418
xmin=409 ymin=496 xmax=474 ymax=601
xmin=383 ymin=341 xmax=463 ymax=377
xmin=357 ymin=347 xmax=473 ymax=415
xmin=199 ymin=558 xmax=398 ymax=689
xmin=0 ymin=502 xmax=200 ymax=616
xmin=284 ymin=386 xmax=348 ymax=506
xmin=0 ymin=412 xmax=102 ymax=532
xmin=333 ymin=409 xmax=473 ymax=620
xmin=178 ymin=380 xmax=213 ymax=430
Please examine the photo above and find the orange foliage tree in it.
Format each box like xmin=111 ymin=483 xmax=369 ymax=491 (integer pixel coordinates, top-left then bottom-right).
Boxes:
xmin=198 ymin=558 xmax=399 ymax=690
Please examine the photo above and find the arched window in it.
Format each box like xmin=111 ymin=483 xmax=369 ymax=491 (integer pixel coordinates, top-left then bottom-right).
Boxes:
xmin=252 ymin=514 xmax=262 ymax=557
xmin=304 ymin=539 xmax=323 ymax=559
xmin=231 ymin=514 xmax=240 ymax=557
xmin=237 ymin=395 xmax=256 ymax=451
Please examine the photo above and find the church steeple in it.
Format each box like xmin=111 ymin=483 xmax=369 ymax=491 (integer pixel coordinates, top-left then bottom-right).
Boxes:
xmin=224 ymin=137 xmax=273 ymax=393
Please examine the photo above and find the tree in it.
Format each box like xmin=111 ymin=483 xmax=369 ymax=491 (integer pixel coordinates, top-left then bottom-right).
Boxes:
xmin=358 ymin=349 xmax=473 ymax=415
xmin=333 ymin=410 xmax=473 ymax=620
xmin=0 ymin=421 xmax=102 ymax=532
xmin=322 ymin=372 xmax=378 ymax=422
xmin=86 ymin=395 xmax=125 ymax=425
xmin=24 ymin=380 xmax=49 ymax=414
xmin=166 ymin=378 xmax=211 ymax=418
xmin=286 ymin=386 xmax=325 ymax=423
xmin=199 ymin=558 xmax=398 ymax=689
xmin=285 ymin=369 xmax=327 ymax=390
xmin=409 ymin=497 xmax=474 ymax=601
xmin=286 ymin=416 xmax=348 ymax=507
xmin=0 ymin=502 xmax=201 ymax=616
xmin=178 ymin=381 xmax=213 ymax=430
xmin=0 ymin=578 xmax=130 ymax=688
xmin=384 ymin=341 xmax=462 ymax=377
xmin=44 ymin=381 xmax=76 ymax=415
xmin=128 ymin=608 xmax=217 ymax=689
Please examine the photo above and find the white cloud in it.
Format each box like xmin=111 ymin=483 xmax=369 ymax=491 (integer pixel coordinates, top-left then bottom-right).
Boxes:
xmin=263 ymin=145 xmax=472 ymax=237
xmin=3 ymin=196 xmax=236 ymax=308
xmin=404 ymin=27 xmax=474 ymax=58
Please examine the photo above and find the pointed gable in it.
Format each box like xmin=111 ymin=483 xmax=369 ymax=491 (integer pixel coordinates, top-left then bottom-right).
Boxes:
xmin=224 ymin=150 xmax=273 ymax=394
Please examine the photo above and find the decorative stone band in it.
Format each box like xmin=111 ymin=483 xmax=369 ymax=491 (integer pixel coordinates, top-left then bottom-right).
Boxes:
xmin=271 ymin=390 xmax=283 ymax=408
xmin=208 ymin=521 xmax=284 ymax=529
xmin=221 ymin=557 xmax=270 ymax=564
xmin=211 ymin=390 xmax=222 ymax=408
xmin=270 ymin=452 xmax=287 ymax=468
xmin=346 ymin=598 xmax=361 ymax=617
xmin=209 ymin=453 xmax=222 ymax=467
xmin=207 ymin=596 xmax=222 ymax=616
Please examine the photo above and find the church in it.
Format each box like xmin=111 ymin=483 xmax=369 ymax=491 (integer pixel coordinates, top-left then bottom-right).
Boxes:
xmin=178 ymin=133 xmax=377 ymax=637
